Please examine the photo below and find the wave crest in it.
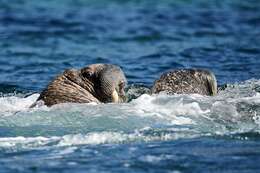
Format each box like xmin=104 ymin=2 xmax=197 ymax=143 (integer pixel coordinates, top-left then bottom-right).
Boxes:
xmin=0 ymin=79 xmax=260 ymax=148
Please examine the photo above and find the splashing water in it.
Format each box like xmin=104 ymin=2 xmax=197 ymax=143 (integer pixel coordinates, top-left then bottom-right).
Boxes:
xmin=0 ymin=80 xmax=259 ymax=150
xmin=1 ymin=0 xmax=260 ymax=172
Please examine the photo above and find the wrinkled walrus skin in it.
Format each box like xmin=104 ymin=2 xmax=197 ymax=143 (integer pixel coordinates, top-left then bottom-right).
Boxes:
xmin=36 ymin=64 xmax=127 ymax=106
xmin=152 ymin=69 xmax=217 ymax=96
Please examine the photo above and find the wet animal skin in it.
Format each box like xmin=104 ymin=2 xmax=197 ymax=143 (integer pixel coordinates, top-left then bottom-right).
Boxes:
xmin=152 ymin=69 xmax=217 ymax=96
xmin=36 ymin=64 xmax=127 ymax=106
xmin=35 ymin=65 xmax=216 ymax=107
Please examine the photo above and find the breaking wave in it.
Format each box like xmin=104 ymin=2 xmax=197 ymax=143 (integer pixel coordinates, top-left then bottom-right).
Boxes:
xmin=0 ymin=79 xmax=260 ymax=150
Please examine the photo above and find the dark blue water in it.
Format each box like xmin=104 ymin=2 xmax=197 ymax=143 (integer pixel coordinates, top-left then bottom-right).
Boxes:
xmin=0 ymin=0 xmax=260 ymax=172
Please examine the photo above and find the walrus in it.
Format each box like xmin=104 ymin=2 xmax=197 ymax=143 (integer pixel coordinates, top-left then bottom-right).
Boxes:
xmin=152 ymin=69 xmax=217 ymax=96
xmin=34 ymin=64 xmax=127 ymax=106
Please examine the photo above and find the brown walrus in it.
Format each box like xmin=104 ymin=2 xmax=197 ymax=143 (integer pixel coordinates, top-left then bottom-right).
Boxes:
xmin=35 ymin=64 xmax=127 ymax=106
xmin=152 ymin=69 xmax=217 ymax=96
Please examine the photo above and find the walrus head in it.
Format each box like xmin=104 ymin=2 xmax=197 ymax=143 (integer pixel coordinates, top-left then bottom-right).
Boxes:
xmin=80 ymin=64 xmax=127 ymax=103
xmin=151 ymin=69 xmax=217 ymax=96
xmin=33 ymin=63 xmax=127 ymax=107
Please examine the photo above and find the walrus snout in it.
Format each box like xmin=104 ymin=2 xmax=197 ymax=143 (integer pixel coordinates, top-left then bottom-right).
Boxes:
xmin=96 ymin=64 xmax=127 ymax=103
xmin=36 ymin=63 xmax=127 ymax=106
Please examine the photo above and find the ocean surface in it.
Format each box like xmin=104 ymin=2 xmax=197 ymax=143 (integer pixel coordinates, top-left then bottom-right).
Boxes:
xmin=0 ymin=0 xmax=260 ymax=172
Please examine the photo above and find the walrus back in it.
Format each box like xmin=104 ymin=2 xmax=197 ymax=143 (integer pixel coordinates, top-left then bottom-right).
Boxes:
xmin=152 ymin=69 xmax=217 ymax=96
xmin=37 ymin=69 xmax=100 ymax=106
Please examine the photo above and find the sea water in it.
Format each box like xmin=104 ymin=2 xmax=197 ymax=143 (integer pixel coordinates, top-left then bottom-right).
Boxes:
xmin=0 ymin=0 xmax=260 ymax=172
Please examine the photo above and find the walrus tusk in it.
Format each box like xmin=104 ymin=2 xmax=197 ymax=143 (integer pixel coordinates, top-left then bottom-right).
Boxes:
xmin=111 ymin=90 xmax=119 ymax=103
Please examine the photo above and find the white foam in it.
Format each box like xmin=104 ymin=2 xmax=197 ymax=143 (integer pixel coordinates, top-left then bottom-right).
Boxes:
xmin=58 ymin=132 xmax=128 ymax=146
xmin=131 ymin=94 xmax=209 ymax=125
xmin=0 ymin=94 xmax=39 ymax=115
xmin=0 ymin=136 xmax=59 ymax=148
xmin=0 ymin=130 xmax=198 ymax=149
xmin=0 ymin=79 xmax=259 ymax=149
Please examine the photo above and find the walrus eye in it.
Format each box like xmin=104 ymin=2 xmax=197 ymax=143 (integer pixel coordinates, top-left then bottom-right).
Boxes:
xmin=117 ymin=81 xmax=126 ymax=97
xmin=82 ymin=70 xmax=94 ymax=79
xmin=118 ymin=81 xmax=125 ymax=90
